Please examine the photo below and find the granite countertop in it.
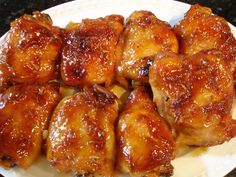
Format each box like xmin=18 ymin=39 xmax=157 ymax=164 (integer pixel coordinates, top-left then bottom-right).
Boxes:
xmin=0 ymin=0 xmax=236 ymax=177
xmin=0 ymin=0 xmax=236 ymax=36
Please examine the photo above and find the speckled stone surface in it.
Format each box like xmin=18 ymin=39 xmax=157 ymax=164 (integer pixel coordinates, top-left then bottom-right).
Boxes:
xmin=0 ymin=0 xmax=236 ymax=36
xmin=0 ymin=0 xmax=235 ymax=177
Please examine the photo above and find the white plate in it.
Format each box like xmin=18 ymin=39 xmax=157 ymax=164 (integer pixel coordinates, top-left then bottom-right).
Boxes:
xmin=0 ymin=0 xmax=236 ymax=177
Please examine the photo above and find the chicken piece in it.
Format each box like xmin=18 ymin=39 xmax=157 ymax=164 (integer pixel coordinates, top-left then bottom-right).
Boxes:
xmin=149 ymin=50 xmax=236 ymax=146
xmin=0 ymin=53 xmax=12 ymax=92
xmin=61 ymin=15 xmax=124 ymax=87
xmin=116 ymin=11 xmax=178 ymax=87
xmin=0 ymin=11 xmax=62 ymax=84
xmin=174 ymin=4 xmax=236 ymax=79
xmin=0 ymin=37 xmax=14 ymax=92
xmin=116 ymin=87 xmax=175 ymax=177
xmin=47 ymin=85 xmax=118 ymax=176
xmin=0 ymin=84 xmax=61 ymax=168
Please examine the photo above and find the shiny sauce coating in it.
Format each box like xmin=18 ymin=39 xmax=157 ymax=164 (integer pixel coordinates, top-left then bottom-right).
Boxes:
xmin=0 ymin=84 xmax=61 ymax=168
xmin=47 ymin=85 xmax=118 ymax=176
xmin=116 ymin=10 xmax=178 ymax=87
xmin=61 ymin=15 xmax=124 ymax=86
xmin=174 ymin=4 xmax=236 ymax=80
xmin=149 ymin=50 xmax=236 ymax=146
xmin=2 ymin=11 xmax=62 ymax=84
xmin=117 ymin=87 xmax=175 ymax=176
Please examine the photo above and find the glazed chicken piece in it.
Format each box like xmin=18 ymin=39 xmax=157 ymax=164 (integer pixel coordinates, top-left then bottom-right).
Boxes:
xmin=116 ymin=11 xmax=178 ymax=87
xmin=0 ymin=54 xmax=12 ymax=92
xmin=117 ymin=87 xmax=175 ymax=177
xmin=174 ymin=4 xmax=236 ymax=79
xmin=0 ymin=11 xmax=62 ymax=84
xmin=149 ymin=50 xmax=236 ymax=146
xmin=47 ymin=85 xmax=118 ymax=176
xmin=0 ymin=84 xmax=61 ymax=168
xmin=61 ymin=15 xmax=124 ymax=86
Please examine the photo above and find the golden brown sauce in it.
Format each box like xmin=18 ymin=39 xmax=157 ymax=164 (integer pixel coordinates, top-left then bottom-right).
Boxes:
xmin=0 ymin=4 xmax=235 ymax=176
xmin=190 ymin=147 xmax=208 ymax=157
xmin=116 ymin=10 xmax=178 ymax=87
xmin=116 ymin=87 xmax=175 ymax=176
xmin=47 ymin=85 xmax=118 ymax=176
xmin=174 ymin=4 xmax=236 ymax=80
xmin=150 ymin=50 xmax=235 ymax=146
xmin=61 ymin=15 xmax=124 ymax=87
xmin=1 ymin=11 xmax=62 ymax=85
xmin=0 ymin=84 xmax=61 ymax=168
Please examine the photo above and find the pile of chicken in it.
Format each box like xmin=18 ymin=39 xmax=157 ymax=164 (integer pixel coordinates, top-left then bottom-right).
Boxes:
xmin=0 ymin=4 xmax=236 ymax=177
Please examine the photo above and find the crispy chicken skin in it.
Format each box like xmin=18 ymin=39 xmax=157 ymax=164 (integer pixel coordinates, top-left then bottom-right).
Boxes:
xmin=116 ymin=11 xmax=178 ymax=86
xmin=0 ymin=84 xmax=61 ymax=168
xmin=174 ymin=4 xmax=236 ymax=79
xmin=47 ymin=85 xmax=118 ymax=176
xmin=149 ymin=51 xmax=236 ymax=146
xmin=0 ymin=11 xmax=62 ymax=84
xmin=61 ymin=15 xmax=124 ymax=87
xmin=116 ymin=87 xmax=175 ymax=177
xmin=0 ymin=57 xmax=12 ymax=92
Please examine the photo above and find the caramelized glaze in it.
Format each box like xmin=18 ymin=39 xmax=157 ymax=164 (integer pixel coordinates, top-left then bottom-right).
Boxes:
xmin=47 ymin=85 xmax=118 ymax=176
xmin=116 ymin=11 xmax=178 ymax=87
xmin=1 ymin=11 xmax=62 ymax=84
xmin=0 ymin=84 xmax=61 ymax=168
xmin=0 ymin=6 xmax=235 ymax=175
xmin=149 ymin=50 xmax=236 ymax=146
xmin=0 ymin=52 xmax=12 ymax=92
xmin=116 ymin=87 xmax=175 ymax=176
xmin=174 ymin=4 xmax=236 ymax=80
xmin=61 ymin=15 xmax=124 ymax=87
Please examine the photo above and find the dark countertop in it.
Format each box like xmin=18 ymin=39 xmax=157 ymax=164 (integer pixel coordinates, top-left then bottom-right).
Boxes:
xmin=0 ymin=0 xmax=236 ymax=36
xmin=0 ymin=0 xmax=235 ymax=177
